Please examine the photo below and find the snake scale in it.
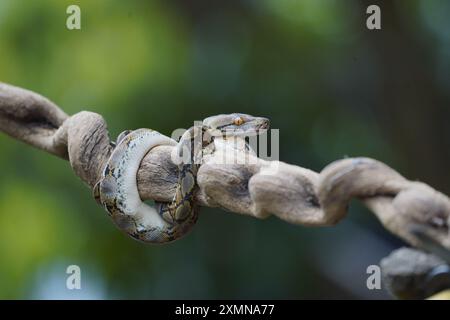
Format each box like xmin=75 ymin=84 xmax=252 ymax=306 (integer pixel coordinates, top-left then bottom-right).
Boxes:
xmin=94 ymin=113 xmax=269 ymax=244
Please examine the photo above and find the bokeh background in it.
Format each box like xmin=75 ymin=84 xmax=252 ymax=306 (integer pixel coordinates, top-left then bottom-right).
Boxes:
xmin=0 ymin=0 xmax=449 ymax=299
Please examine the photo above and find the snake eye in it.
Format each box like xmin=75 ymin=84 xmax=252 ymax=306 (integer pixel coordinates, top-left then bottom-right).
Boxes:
xmin=233 ymin=117 xmax=244 ymax=126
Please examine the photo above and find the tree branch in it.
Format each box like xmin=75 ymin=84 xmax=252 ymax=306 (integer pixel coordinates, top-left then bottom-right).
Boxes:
xmin=1 ymin=82 xmax=449 ymax=253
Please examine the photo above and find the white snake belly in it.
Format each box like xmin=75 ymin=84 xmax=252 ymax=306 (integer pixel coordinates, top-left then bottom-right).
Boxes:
xmin=94 ymin=128 xmax=198 ymax=244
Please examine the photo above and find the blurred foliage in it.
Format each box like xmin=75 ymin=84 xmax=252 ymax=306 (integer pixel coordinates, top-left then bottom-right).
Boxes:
xmin=0 ymin=0 xmax=448 ymax=299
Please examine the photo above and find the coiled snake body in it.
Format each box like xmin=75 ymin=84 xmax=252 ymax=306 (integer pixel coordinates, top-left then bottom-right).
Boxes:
xmin=94 ymin=114 xmax=269 ymax=244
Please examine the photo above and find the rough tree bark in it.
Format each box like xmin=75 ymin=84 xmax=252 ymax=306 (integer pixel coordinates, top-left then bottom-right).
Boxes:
xmin=0 ymin=82 xmax=449 ymax=252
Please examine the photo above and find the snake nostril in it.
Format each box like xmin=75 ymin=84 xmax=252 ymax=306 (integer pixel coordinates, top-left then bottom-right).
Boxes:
xmin=259 ymin=119 xmax=270 ymax=130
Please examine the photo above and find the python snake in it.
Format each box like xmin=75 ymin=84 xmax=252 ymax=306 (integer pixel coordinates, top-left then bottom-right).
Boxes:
xmin=93 ymin=113 xmax=269 ymax=244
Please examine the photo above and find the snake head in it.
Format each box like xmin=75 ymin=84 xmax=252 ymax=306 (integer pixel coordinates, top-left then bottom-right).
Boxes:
xmin=203 ymin=113 xmax=270 ymax=136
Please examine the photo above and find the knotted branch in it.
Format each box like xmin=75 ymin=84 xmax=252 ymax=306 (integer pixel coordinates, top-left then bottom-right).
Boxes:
xmin=1 ymin=82 xmax=449 ymax=252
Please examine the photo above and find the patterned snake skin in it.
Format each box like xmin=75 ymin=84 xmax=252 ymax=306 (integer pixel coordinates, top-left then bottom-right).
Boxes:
xmin=94 ymin=113 xmax=269 ymax=244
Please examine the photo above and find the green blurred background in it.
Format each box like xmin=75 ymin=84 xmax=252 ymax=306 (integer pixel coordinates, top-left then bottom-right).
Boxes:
xmin=0 ymin=0 xmax=449 ymax=299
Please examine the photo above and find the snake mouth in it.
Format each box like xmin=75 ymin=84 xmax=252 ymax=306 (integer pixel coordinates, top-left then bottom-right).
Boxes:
xmin=256 ymin=118 xmax=270 ymax=131
xmin=250 ymin=118 xmax=270 ymax=135
xmin=206 ymin=116 xmax=271 ymax=137
xmin=238 ymin=118 xmax=270 ymax=136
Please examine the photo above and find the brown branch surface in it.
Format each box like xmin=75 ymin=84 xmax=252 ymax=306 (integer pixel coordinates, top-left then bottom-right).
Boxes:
xmin=381 ymin=247 xmax=450 ymax=299
xmin=1 ymin=82 xmax=449 ymax=251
